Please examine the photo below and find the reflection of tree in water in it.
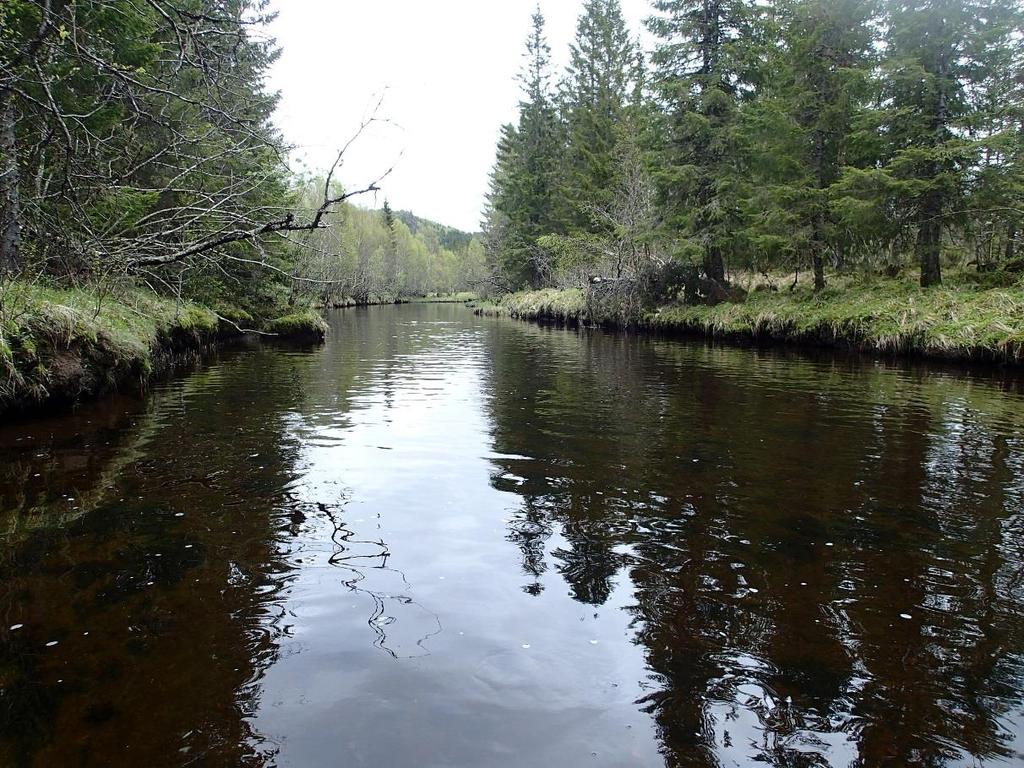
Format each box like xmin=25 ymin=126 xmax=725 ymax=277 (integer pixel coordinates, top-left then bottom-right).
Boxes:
xmin=483 ymin=317 xmax=1024 ymax=767
xmin=0 ymin=347 xmax=329 ymax=767
xmin=0 ymin=396 xmax=162 ymax=538
xmin=504 ymin=497 xmax=553 ymax=595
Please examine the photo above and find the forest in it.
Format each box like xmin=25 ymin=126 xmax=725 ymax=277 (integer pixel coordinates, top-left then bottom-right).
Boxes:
xmin=3 ymin=4 xmax=1024 ymax=765
xmin=2 ymin=0 xmax=1024 ymax=411
xmin=0 ymin=0 xmax=482 ymax=408
xmin=482 ymin=0 xmax=1024 ymax=344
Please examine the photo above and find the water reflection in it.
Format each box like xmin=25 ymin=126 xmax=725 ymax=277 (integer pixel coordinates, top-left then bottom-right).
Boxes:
xmin=0 ymin=304 xmax=1022 ymax=766
xmin=0 ymin=349 xmax=320 ymax=765
xmin=483 ymin=319 xmax=1024 ymax=766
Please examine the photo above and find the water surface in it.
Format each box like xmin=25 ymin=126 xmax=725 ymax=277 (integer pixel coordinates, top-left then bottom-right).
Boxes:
xmin=1 ymin=303 xmax=1023 ymax=766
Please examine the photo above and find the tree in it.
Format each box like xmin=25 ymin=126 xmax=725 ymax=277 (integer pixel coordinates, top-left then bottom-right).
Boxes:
xmin=560 ymin=0 xmax=640 ymax=233
xmin=0 ymin=0 xmax=387 ymax=302
xmin=880 ymin=0 xmax=1019 ymax=286
xmin=648 ymin=0 xmax=764 ymax=283
xmin=382 ymin=199 xmax=399 ymax=291
xmin=748 ymin=0 xmax=878 ymax=290
xmin=483 ymin=8 xmax=564 ymax=289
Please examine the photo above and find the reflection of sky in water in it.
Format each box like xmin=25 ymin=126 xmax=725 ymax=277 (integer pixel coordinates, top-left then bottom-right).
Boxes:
xmin=1 ymin=303 xmax=1023 ymax=767
xmin=253 ymin=314 xmax=659 ymax=766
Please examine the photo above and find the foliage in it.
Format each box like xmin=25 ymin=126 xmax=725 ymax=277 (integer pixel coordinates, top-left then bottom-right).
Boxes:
xmin=0 ymin=280 xmax=222 ymax=410
xmin=290 ymin=182 xmax=486 ymax=306
xmin=485 ymin=0 xmax=1024 ymax=294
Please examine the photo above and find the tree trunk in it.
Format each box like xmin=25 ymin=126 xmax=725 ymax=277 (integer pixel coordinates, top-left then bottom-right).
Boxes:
xmin=916 ymin=194 xmax=942 ymax=287
xmin=0 ymin=92 xmax=19 ymax=275
xmin=703 ymin=246 xmax=725 ymax=283
xmin=917 ymin=48 xmax=948 ymax=289
xmin=812 ymin=250 xmax=825 ymax=292
xmin=811 ymin=211 xmax=826 ymax=292
xmin=1006 ymin=220 xmax=1017 ymax=263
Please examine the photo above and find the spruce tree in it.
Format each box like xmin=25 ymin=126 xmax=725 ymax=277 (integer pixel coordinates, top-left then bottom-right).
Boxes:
xmin=516 ymin=8 xmax=563 ymax=247
xmin=484 ymin=9 xmax=563 ymax=288
xmin=648 ymin=0 xmax=763 ymax=283
xmin=881 ymin=0 xmax=1018 ymax=286
xmin=560 ymin=0 xmax=639 ymax=234
xmin=753 ymin=0 xmax=878 ymax=290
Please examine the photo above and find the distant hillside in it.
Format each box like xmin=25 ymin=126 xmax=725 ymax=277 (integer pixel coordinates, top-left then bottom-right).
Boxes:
xmin=393 ymin=210 xmax=478 ymax=252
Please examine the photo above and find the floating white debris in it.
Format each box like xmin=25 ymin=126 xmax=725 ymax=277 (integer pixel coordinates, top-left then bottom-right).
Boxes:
xmin=10 ymin=624 xmax=23 ymax=631
xmin=825 ymin=542 xmax=834 ymax=547
xmin=900 ymin=613 xmax=912 ymax=620
xmin=589 ymin=639 xmax=599 ymax=645
xmin=175 ymin=513 xmax=184 ymax=518
xmin=45 ymin=641 xmax=58 ymax=647
xmin=521 ymin=644 xmax=531 ymax=649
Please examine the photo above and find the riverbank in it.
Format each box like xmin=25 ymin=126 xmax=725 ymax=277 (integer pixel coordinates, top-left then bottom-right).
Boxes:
xmin=0 ymin=282 xmax=328 ymax=416
xmin=475 ymin=278 xmax=1024 ymax=366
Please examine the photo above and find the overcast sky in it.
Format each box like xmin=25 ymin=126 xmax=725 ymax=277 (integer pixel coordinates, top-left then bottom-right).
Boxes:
xmin=266 ymin=1 xmax=651 ymax=233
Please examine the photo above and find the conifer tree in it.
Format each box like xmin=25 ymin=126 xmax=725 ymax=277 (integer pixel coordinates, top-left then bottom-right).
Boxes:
xmin=560 ymin=0 xmax=640 ymax=233
xmin=483 ymin=9 xmax=563 ymax=288
xmin=880 ymin=0 xmax=1019 ymax=286
xmin=648 ymin=0 xmax=763 ymax=283
xmin=750 ymin=0 xmax=878 ymax=290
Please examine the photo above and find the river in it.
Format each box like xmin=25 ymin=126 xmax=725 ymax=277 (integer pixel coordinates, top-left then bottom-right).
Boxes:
xmin=1 ymin=303 xmax=1022 ymax=767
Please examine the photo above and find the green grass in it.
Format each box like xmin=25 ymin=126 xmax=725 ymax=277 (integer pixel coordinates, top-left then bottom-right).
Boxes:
xmin=0 ymin=280 xmax=334 ymax=413
xmin=484 ymin=277 xmax=1024 ymax=365
xmin=497 ymin=288 xmax=588 ymax=323
xmin=0 ymin=280 xmax=226 ymax=411
xmin=262 ymin=309 xmax=329 ymax=340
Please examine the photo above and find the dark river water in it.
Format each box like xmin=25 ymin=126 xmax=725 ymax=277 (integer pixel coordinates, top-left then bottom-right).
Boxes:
xmin=1 ymin=303 xmax=1023 ymax=767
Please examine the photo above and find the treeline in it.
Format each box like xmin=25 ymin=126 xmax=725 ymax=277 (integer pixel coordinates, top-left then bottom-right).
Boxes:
xmin=0 ymin=1 xmax=469 ymax=320
xmin=293 ymin=195 xmax=486 ymax=305
xmin=485 ymin=0 xmax=1024 ymax=298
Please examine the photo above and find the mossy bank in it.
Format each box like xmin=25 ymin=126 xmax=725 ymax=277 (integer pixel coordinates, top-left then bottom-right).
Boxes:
xmin=476 ymin=278 xmax=1024 ymax=366
xmin=0 ymin=282 xmax=328 ymax=416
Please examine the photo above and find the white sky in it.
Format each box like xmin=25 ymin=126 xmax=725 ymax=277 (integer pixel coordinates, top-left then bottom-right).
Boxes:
xmin=266 ymin=0 xmax=651 ymax=233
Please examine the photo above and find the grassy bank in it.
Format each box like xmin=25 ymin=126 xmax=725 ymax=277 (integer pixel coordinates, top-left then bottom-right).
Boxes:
xmin=477 ymin=278 xmax=1024 ymax=365
xmin=262 ymin=309 xmax=330 ymax=340
xmin=0 ymin=281 xmax=327 ymax=415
